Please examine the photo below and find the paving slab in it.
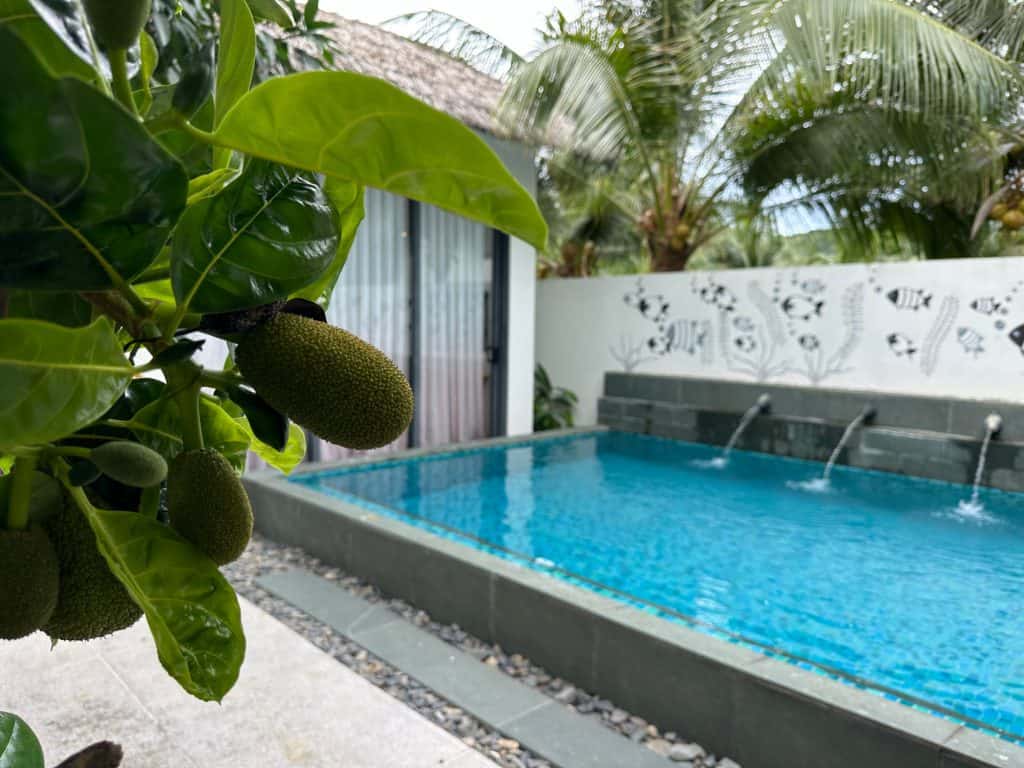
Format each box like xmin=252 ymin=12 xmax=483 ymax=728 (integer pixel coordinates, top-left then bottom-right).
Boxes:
xmin=0 ymin=597 xmax=490 ymax=768
xmin=258 ymin=568 xmax=671 ymax=768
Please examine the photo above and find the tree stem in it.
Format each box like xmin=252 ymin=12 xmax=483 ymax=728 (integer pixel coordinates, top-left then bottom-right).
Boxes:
xmin=7 ymin=456 xmax=38 ymax=530
xmin=167 ymin=368 xmax=204 ymax=451
xmin=108 ymin=48 xmax=138 ymax=117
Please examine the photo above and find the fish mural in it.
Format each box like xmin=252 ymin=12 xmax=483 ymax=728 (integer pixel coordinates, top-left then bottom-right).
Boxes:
xmin=734 ymin=336 xmax=756 ymax=353
xmin=798 ymin=334 xmax=820 ymax=352
xmin=661 ymin=319 xmax=709 ymax=355
xmin=970 ymin=297 xmax=1002 ymax=316
xmin=956 ymin=327 xmax=984 ymax=358
xmin=887 ymin=288 xmax=932 ymax=311
xmin=801 ymin=279 xmax=826 ymax=294
xmin=1009 ymin=323 xmax=1024 ymax=354
xmin=733 ymin=315 xmax=755 ymax=333
xmin=887 ymin=333 xmax=918 ymax=358
xmin=781 ymin=295 xmax=824 ymax=321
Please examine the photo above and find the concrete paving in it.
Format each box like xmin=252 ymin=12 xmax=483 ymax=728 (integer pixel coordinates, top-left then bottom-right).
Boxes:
xmin=0 ymin=597 xmax=496 ymax=768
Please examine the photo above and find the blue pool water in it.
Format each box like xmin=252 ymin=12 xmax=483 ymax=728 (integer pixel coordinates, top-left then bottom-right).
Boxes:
xmin=292 ymin=432 xmax=1024 ymax=738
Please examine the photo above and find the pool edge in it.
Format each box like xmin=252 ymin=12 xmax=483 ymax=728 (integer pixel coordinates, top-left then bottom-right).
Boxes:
xmin=244 ymin=433 xmax=1024 ymax=768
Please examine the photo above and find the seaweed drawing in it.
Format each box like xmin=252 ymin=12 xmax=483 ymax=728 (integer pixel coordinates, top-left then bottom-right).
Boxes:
xmin=920 ymin=296 xmax=958 ymax=376
xmin=609 ymin=335 xmax=657 ymax=372
xmin=791 ymin=283 xmax=864 ymax=384
xmin=721 ymin=282 xmax=791 ymax=381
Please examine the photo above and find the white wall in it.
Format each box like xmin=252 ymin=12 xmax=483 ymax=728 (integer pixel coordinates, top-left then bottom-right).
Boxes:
xmin=483 ymin=133 xmax=538 ymax=436
xmin=537 ymin=257 xmax=1024 ymax=425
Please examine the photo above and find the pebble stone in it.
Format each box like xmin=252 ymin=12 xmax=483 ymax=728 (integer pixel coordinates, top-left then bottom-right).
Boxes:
xmin=224 ymin=534 xmax=741 ymax=768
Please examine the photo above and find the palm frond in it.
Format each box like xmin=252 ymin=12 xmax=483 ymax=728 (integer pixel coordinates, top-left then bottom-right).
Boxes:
xmin=383 ymin=10 xmax=523 ymax=78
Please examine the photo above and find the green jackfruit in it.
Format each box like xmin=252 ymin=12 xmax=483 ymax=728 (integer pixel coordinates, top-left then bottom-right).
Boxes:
xmin=82 ymin=0 xmax=152 ymax=49
xmin=167 ymin=449 xmax=252 ymax=565
xmin=43 ymin=500 xmax=142 ymax=641
xmin=0 ymin=526 xmax=60 ymax=640
xmin=236 ymin=314 xmax=414 ymax=450
xmin=91 ymin=441 xmax=168 ymax=488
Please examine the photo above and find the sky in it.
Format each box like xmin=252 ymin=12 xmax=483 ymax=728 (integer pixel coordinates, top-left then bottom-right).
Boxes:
xmin=320 ymin=0 xmax=582 ymax=58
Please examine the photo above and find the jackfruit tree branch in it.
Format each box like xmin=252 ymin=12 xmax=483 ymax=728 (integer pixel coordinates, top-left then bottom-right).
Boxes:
xmin=6 ymin=455 xmax=37 ymax=531
xmin=166 ymin=367 xmax=205 ymax=451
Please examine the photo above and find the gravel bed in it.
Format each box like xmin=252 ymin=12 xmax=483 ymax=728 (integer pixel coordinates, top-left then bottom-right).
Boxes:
xmin=225 ymin=534 xmax=740 ymax=768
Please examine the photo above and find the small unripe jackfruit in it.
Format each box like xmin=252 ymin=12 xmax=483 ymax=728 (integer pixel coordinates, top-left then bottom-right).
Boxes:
xmin=83 ymin=0 xmax=152 ymax=49
xmin=0 ymin=526 xmax=60 ymax=640
xmin=91 ymin=441 xmax=168 ymax=488
xmin=167 ymin=449 xmax=252 ymax=565
xmin=43 ymin=500 xmax=142 ymax=641
xmin=236 ymin=314 xmax=414 ymax=449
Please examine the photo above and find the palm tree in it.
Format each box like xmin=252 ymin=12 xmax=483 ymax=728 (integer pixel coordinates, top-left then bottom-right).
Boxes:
xmin=398 ymin=0 xmax=1024 ymax=268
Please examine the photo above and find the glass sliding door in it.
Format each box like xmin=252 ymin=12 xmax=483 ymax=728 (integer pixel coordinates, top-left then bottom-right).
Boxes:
xmin=414 ymin=204 xmax=492 ymax=446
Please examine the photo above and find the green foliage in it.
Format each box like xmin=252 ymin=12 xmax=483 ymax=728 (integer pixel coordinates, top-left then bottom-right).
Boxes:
xmin=236 ymin=313 xmax=415 ymax=450
xmin=0 ymin=712 xmax=45 ymax=768
xmin=0 ymin=0 xmax=545 ymax=749
xmin=167 ymin=448 xmax=253 ymax=565
xmin=533 ymin=365 xmax=577 ymax=432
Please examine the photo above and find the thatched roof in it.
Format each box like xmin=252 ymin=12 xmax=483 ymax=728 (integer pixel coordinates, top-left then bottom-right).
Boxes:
xmin=314 ymin=13 xmax=512 ymax=139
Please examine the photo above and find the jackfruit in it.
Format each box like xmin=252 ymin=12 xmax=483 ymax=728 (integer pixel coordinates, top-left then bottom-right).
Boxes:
xmin=91 ymin=441 xmax=168 ymax=488
xmin=1003 ymin=210 xmax=1024 ymax=230
xmin=236 ymin=313 xmax=414 ymax=449
xmin=43 ymin=499 xmax=142 ymax=641
xmin=167 ymin=449 xmax=252 ymax=565
xmin=82 ymin=0 xmax=151 ymax=49
xmin=0 ymin=526 xmax=60 ymax=640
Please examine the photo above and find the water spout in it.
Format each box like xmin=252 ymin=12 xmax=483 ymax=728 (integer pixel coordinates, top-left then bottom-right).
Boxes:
xmin=821 ymin=404 xmax=876 ymax=482
xmin=960 ymin=413 xmax=1002 ymax=514
xmin=717 ymin=394 xmax=771 ymax=463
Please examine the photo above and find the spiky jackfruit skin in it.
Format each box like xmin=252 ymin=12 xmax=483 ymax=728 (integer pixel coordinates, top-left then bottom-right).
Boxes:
xmin=236 ymin=314 xmax=414 ymax=449
xmin=167 ymin=449 xmax=252 ymax=565
xmin=0 ymin=527 xmax=60 ymax=640
xmin=91 ymin=441 xmax=168 ymax=488
xmin=43 ymin=500 xmax=142 ymax=641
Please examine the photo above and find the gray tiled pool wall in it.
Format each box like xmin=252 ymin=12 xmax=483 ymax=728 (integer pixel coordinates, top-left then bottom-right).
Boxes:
xmin=244 ymin=452 xmax=1024 ymax=768
xmin=599 ymin=372 xmax=1024 ymax=491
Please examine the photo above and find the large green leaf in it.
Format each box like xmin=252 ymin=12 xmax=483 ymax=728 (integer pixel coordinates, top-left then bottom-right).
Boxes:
xmin=0 ymin=0 xmax=96 ymax=79
xmin=239 ymin=419 xmax=306 ymax=473
xmin=216 ymin=0 xmax=255 ymax=128
xmin=293 ymin=179 xmax=365 ymax=308
xmin=6 ymin=290 xmax=92 ymax=327
xmin=80 ymin=504 xmax=245 ymax=702
xmin=212 ymin=71 xmax=548 ymax=248
xmin=0 ymin=712 xmax=45 ymax=768
xmin=171 ymin=160 xmax=340 ymax=314
xmin=133 ymin=398 xmax=250 ymax=469
xmin=0 ymin=318 xmax=132 ymax=450
xmin=0 ymin=28 xmax=187 ymax=290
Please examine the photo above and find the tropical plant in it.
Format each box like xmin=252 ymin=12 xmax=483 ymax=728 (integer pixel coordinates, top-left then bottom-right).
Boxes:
xmin=403 ymin=0 xmax=1024 ymax=268
xmin=0 ymin=0 xmax=545 ymax=762
xmin=533 ymin=365 xmax=578 ymax=431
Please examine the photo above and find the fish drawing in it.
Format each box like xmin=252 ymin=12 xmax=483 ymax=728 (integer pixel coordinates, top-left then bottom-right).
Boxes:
xmin=887 ymin=333 xmax=918 ymax=358
xmin=781 ymin=295 xmax=825 ymax=321
xmin=886 ymin=288 xmax=932 ymax=311
xmin=637 ymin=295 xmax=669 ymax=322
xmin=970 ymin=297 xmax=1002 ymax=315
xmin=733 ymin=315 xmax=755 ymax=333
xmin=664 ymin=320 xmax=707 ymax=355
xmin=956 ymin=327 xmax=984 ymax=358
xmin=801 ymin=279 xmax=826 ymax=294
xmin=1009 ymin=323 xmax=1024 ymax=354
xmin=699 ymin=285 xmax=718 ymax=304
xmin=734 ymin=336 xmax=756 ymax=353
xmin=798 ymin=334 xmax=820 ymax=352
xmin=712 ymin=285 xmax=737 ymax=311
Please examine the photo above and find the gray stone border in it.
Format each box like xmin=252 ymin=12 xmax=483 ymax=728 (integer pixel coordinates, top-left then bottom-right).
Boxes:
xmin=244 ymin=431 xmax=1024 ymax=768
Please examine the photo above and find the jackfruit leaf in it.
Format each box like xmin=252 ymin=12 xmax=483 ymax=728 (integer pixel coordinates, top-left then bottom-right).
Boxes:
xmin=24 ymin=0 xmax=140 ymax=78
xmin=226 ymin=387 xmax=288 ymax=450
xmin=0 ymin=29 xmax=188 ymax=290
xmin=171 ymin=160 xmax=341 ymax=314
xmin=245 ymin=0 xmax=291 ymax=26
xmin=187 ymin=167 xmax=241 ymax=205
xmin=149 ymin=339 xmax=206 ymax=368
xmin=0 ymin=455 xmax=14 ymax=474
xmin=0 ymin=711 xmax=45 ymax=768
xmin=216 ymin=0 xmax=254 ymax=128
xmin=6 ymin=290 xmax=92 ymax=327
xmin=293 ymin=180 xmax=365 ymax=308
xmin=0 ymin=318 xmax=133 ymax=450
xmin=138 ymin=31 xmax=158 ymax=116
xmin=0 ymin=0 xmax=96 ymax=79
xmin=80 ymin=505 xmax=245 ymax=702
xmin=239 ymin=418 xmax=306 ymax=473
xmin=212 ymin=71 xmax=548 ymax=249
xmin=133 ymin=398 xmax=250 ymax=469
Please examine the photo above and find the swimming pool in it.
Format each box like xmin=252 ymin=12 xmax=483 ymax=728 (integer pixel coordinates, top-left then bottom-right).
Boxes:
xmin=291 ymin=431 xmax=1024 ymax=740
